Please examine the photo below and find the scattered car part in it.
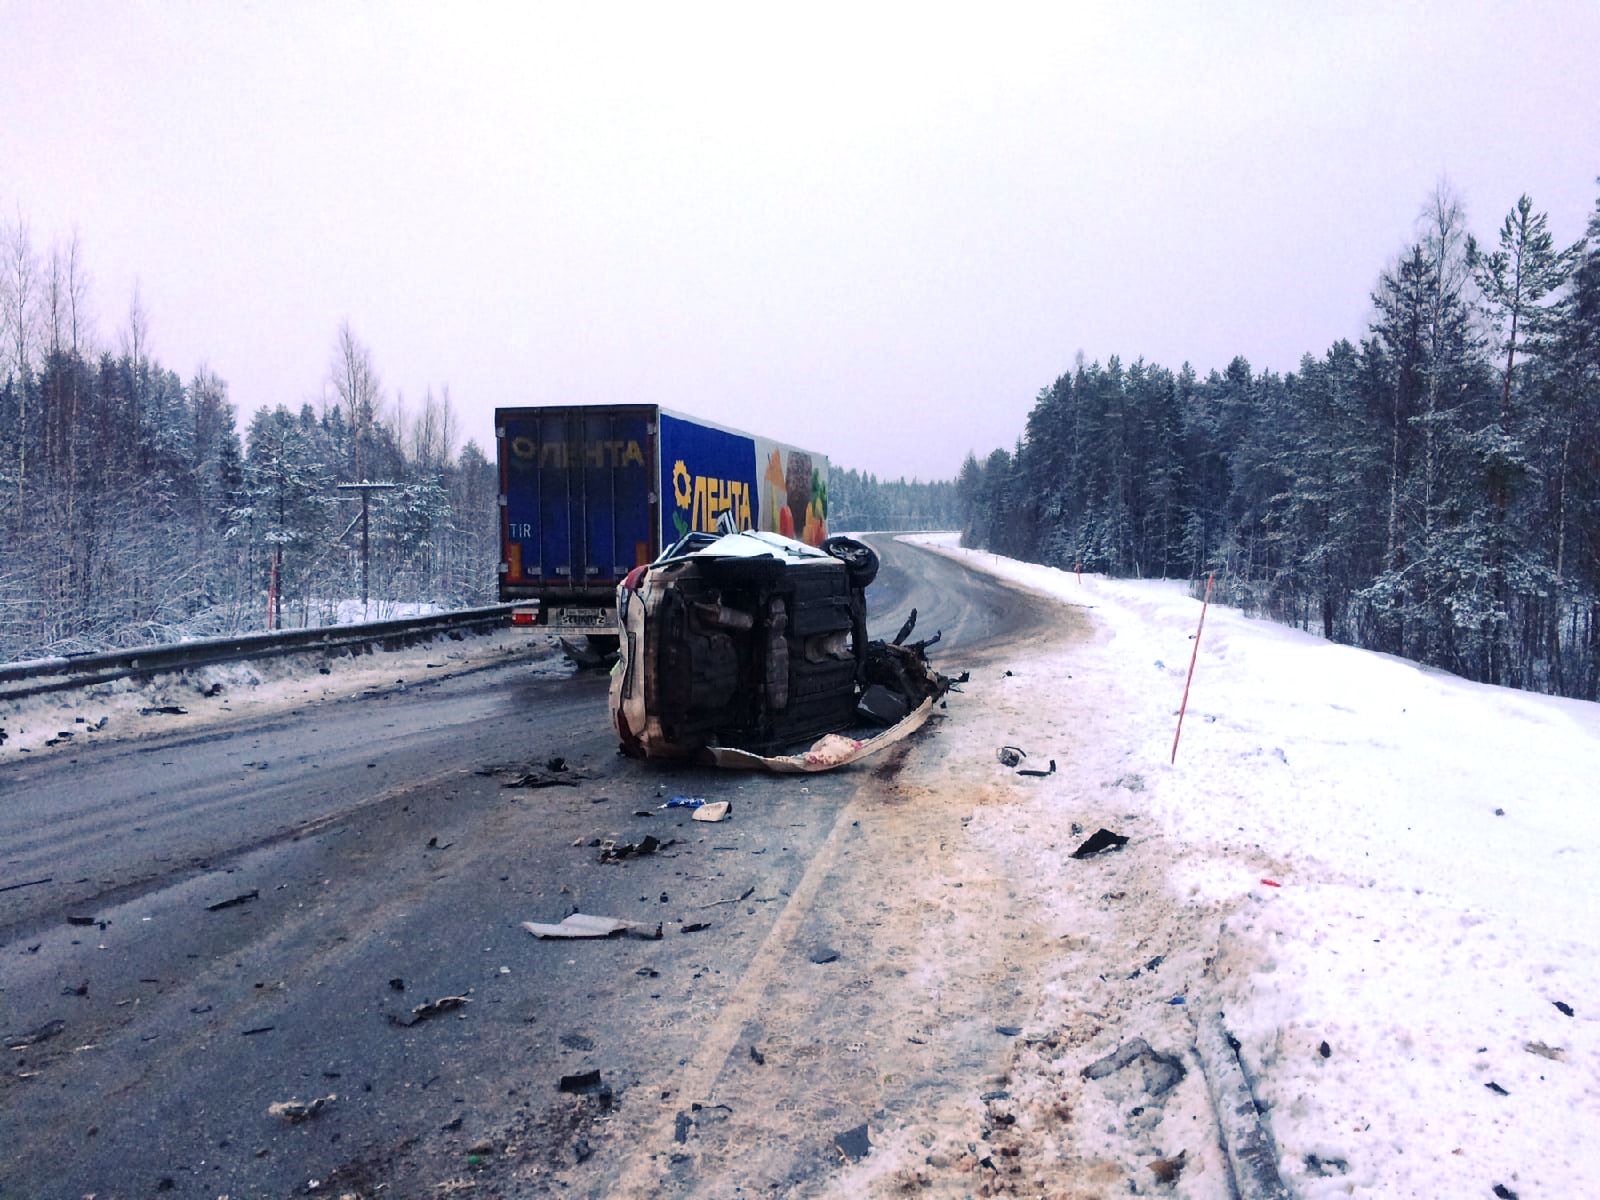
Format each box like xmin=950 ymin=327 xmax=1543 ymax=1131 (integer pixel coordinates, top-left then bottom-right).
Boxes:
xmin=523 ymin=914 xmax=663 ymax=940
xmin=1017 ymin=759 xmax=1057 ymax=777
xmin=1071 ymin=828 xmax=1129 ymax=858
xmin=268 ymin=1094 xmax=336 ymax=1123
xmin=691 ymin=801 xmax=731 ymax=822
xmin=996 ymin=745 xmax=1025 ymax=767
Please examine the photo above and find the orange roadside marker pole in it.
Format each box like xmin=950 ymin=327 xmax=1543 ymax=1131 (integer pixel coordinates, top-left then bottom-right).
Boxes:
xmin=1170 ymin=572 xmax=1214 ymax=765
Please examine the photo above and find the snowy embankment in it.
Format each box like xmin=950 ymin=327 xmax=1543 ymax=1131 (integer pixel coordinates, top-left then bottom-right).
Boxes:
xmin=0 ymin=627 xmax=564 ymax=760
xmin=901 ymin=533 xmax=1599 ymax=1199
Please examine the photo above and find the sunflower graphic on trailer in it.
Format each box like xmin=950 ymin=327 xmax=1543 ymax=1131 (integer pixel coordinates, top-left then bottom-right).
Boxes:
xmin=658 ymin=411 xmax=828 ymax=548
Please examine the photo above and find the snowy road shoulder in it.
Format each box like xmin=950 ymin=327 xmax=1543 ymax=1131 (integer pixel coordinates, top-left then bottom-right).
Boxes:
xmin=883 ymin=534 xmax=1600 ymax=1199
xmin=0 ymin=627 xmax=566 ymax=762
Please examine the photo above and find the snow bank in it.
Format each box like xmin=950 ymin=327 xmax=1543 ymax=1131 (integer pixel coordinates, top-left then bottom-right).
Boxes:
xmin=900 ymin=533 xmax=1600 ymax=1199
xmin=0 ymin=627 xmax=563 ymax=761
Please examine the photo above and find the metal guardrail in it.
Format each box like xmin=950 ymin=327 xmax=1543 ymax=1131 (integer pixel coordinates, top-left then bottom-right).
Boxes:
xmin=0 ymin=604 xmax=517 ymax=703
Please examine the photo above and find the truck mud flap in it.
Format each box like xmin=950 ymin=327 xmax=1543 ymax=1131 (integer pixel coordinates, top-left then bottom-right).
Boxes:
xmin=704 ymin=696 xmax=936 ymax=773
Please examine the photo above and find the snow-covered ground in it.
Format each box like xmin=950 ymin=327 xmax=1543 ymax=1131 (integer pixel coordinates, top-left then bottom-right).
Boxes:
xmin=879 ymin=533 xmax=1598 ymax=1199
xmin=0 ymin=627 xmax=565 ymax=761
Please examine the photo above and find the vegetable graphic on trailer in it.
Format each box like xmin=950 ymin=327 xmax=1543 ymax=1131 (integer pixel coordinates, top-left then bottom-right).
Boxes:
xmin=495 ymin=405 xmax=829 ymax=633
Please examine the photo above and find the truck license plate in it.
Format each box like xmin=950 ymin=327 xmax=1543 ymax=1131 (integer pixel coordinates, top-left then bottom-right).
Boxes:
xmin=553 ymin=608 xmax=612 ymax=629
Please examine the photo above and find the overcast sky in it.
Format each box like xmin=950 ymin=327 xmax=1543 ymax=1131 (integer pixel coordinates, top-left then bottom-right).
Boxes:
xmin=3 ymin=2 xmax=1597 ymax=479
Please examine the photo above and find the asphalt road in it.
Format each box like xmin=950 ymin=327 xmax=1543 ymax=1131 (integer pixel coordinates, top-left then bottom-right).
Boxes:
xmin=0 ymin=535 xmax=1053 ymax=1199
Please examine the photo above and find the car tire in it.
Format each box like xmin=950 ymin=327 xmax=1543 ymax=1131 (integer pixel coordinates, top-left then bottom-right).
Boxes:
xmin=821 ymin=536 xmax=880 ymax=588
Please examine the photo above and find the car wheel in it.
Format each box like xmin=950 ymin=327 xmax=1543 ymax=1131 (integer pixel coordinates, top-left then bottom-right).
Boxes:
xmin=821 ymin=536 xmax=880 ymax=588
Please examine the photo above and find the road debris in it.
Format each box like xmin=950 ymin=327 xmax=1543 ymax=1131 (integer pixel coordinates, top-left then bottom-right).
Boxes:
xmin=996 ymin=745 xmax=1025 ymax=767
xmin=856 ymin=683 xmax=909 ymax=726
xmin=0 ymin=876 xmax=52 ymax=894
xmin=6 ymin=1020 xmax=67 ymax=1051
xmin=241 ymin=1026 xmax=276 ymax=1036
xmin=1524 ymin=1040 xmax=1565 ymax=1061
xmin=680 ymin=922 xmax=710 ymax=934
xmin=1070 ymin=828 xmax=1130 ymax=859
xmin=834 ymin=1123 xmax=871 ymax=1162
xmin=749 ymin=1045 xmax=765 ymax=1065
xmin=691 ymin=801 xmax=731 ymax=823
xmin=389 ymin=995 xmax=471 ymax=1027
xmin=522 ymin=913 xmax=663 ymax=940
xmin=205 ymin=890 xmax=260 ymax=912
xmin=389 ymin=978 xmax=406 ymax=991
xmin=66 ymin=915 xmax=101 ymax=927
xmin=1016 ymin=758 xmax=1057 ymax=777
xmin=1554 ymin=1000 xmax=1575 ymax=1016
xmin=661 ymin=795 xmax=706 ymax=809
xmin=810 ymin=946 xmax=840 ymax=964
xmin=139 ymin=705 xmax=187 ymax=716
xmin=268 ymin=1094 xmax=336 ymax=1123
xmin=599 ymin=835 xmax=675 ymax=863
xmin=1081 ymin=1038 xmax=1186 ymax=1098
xmin=1148 ymin=1150 xmax=1187 ymax=1183
xmin=558 ymin=1069 xmax=613 ymax=1103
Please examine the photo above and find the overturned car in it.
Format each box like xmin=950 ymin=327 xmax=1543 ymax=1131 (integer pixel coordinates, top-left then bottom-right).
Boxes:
xmin=609 ymin=527 xmax=949 ymax=771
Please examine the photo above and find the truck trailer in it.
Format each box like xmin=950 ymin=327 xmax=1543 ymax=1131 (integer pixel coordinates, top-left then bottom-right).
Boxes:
xmin=495 ymin=405 xmax=831 ymax=634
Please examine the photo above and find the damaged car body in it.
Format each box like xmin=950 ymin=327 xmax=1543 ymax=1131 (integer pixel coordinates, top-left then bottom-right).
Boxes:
xmin=610 ymin=526 xmax=949 ymax=770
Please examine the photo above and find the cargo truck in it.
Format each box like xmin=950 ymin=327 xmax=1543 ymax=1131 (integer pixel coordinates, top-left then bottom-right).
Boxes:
xmin=496 ymin=405 xmax=831 ymax=635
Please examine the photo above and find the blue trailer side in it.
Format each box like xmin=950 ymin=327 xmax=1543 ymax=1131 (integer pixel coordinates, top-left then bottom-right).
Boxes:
xmin=496 ymin=405 xmax=829 ymax=632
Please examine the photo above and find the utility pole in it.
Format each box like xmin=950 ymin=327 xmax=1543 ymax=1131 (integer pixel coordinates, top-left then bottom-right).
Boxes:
xmin=336 ymin=481 xmax=397 ymax=618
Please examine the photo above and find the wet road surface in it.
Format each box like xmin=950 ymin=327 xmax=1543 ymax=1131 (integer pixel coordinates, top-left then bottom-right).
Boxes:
xmin=0 ymin=535 xmax=1055 ymax=1199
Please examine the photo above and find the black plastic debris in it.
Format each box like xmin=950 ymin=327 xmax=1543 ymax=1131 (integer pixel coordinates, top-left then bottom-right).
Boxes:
xmin=981 ymin=1090 xmax=1010 ymax=1102
xmin=749 ymin=1045 xmax=765 ymax=1065
xmin=1494 ymin=1185 xmax=1519 ymax=1199
xmin=140 ymin=705 xmax=187 ymax=716
xmin=559 ymin=1068 xmax=603 ymax=1094
xmin=241 ymin=1025 xmax=275 ymax=1036
xmin=205 ymin=890 xmax=259 ymax=912
xmin=856 ymin=684 xmax=909 ymax=726
xmin=599 ymin=835 xmax=668 ymax=864
xmin=997 ymin=746 xmax=1025 ymax=768
xmin=389 ymin=978 xmax=405 ymax=992
xmin=892 ymin=608 xmax=918 ymax=646
xmin=1071 ymin=829 xmax=1129 ymax=859
xmin=1554 ymin=1000 xmax=1575 ymax=1016
xmin=680 ymin=922 xmax=710 ymax=934
xmin=1081 ymin=1038 xmax=1186 ymax=1098
xmin=1319 ymin=1040 xmax=1331 ymax=1059
xmin=6 ymin=1019 xmax=67 ymax=1051
xmin=995 ymin=1025 xmax=1022 ymax=1037
xmin=1304 ymin=1153 xmax=1349 ymax=1177
xmin=66 ymin=915 xmax=98 ymax=927
xmin=1485 ymin=1081 xmax=1509 ymax=1095
xmin=810 ymin=946 xmax=840 ymax=964
xmin=1017 ymin=759 xmax=1057 ymax=778
xmin=834 ymin=1123 xmax=871 ymax=1162
xmin=0 ymin=876 xmax=52 ymax=894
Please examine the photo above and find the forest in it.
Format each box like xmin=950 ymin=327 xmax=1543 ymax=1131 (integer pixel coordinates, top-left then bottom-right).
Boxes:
xmin=0 ymin=211 xmax=951 ymax=663
xmin=0 ymin=216 xmax=501 ymax=662
xmin=959 ymin=183 xmax=1600 ymax=700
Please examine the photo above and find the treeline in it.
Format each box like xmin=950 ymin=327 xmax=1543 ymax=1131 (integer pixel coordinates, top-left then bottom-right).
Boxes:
xmin=829 ymin=467 xmax=961 ymax=532
xmin=960 ymin=183 xmax=1600 ymax=700
xmin=0 ymin=213 xmax=497 ymax=662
